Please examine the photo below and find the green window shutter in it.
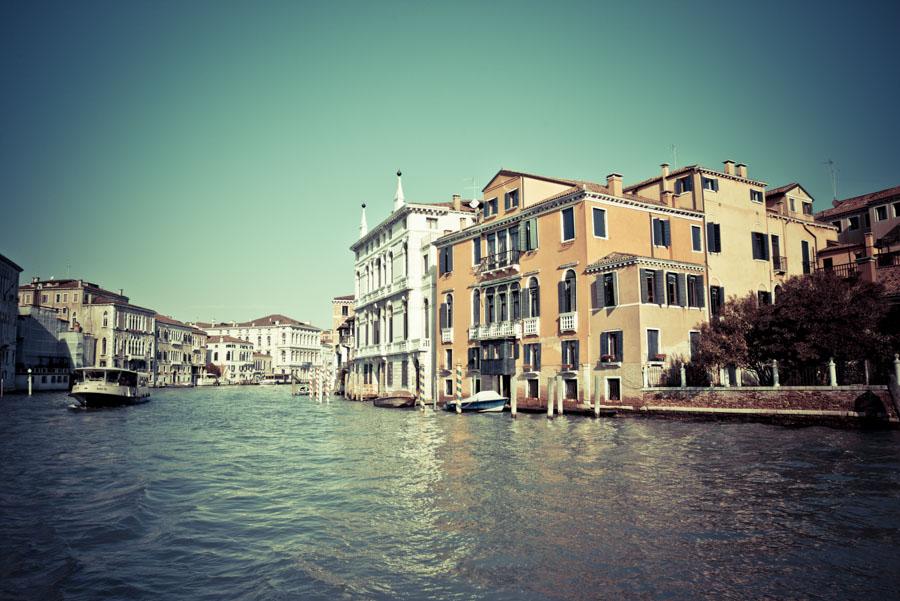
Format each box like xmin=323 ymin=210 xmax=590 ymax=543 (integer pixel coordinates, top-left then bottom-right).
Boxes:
xmin=654 ymin=270 xmax=664 ymax=305
xmin=639 ymin=269 xmax=649 ymax=303
xmin=677 ymin=274 xmax=687 ymax=307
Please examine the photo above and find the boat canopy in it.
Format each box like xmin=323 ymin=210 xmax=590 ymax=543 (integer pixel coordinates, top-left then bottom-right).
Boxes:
xmin=73 ymin=369 xmax=139 ymax=387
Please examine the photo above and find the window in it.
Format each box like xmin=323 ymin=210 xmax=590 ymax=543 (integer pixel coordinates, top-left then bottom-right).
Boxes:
xmin=445 ymin=349 xmax=452 ymax=370
xmin=706 ymin=222 xmax=722 ymax=253
xmin=594 ymin=272 xmax=617 ymax=308
xmin=652 ymin=218 xmax=670 ymax=247
xmin=689 ymin=331 xmax=700 ymax=359
xmin=790 ymin=198 xmax=796 ymax=212
xmin=564 ymin=379 xmax=578 ymax=400
xmin=445 ymin=379 xmax=453 ymax=395
xmin=894 ymin=202 xmax=900 ymax=218
xmin=527 ymin=379 xmax=539 ymax=398
xmin=55 ymin=293 xmax=60 ymax=302
xmin=592 ymin=207 xmax=607 ymax=238
xmin=511 ymin=283 xmax=521 ymax=319
xmin=701 ymin=177 xmax=719 ymax=192
xmin=675 ymin=176 xmax=693 ymax=194
xmin=801 ymin=240 xmax=811 ymax=274
xmin=803 ymin=203 xmax=813 ymax=216
xmin=523 ymin=343 xmax=541 ymax=370
xmin=522 ymin=218 xmax=539 ymax=251
xmin=561 ymin=340 xmax=579 ymax=368
xmin=666 ymin=272 xmax=682 ymax=306
xmin=864 ymin=213 xmax=871 ymax=229
xmin=473 ymin=238 xmax=481 ymax=265
xmin=102 ymin=311 xmax=108 ymax=327
xmin=606 ymin=378 xmax=621 ymax=401
xmin=484 ymin=197 xmax=498 ymax=217
xmin=499 ymin=289 xmax=508 ymax=321
xmin=472 ymin=290 xmax=481 ymax=326
xmin=640 ymin=269 xmax=663 ymax=304
xmin=832 ymin=220 xmax=842 ymax=232
xmin=876 ymin=206 xmax=889 ymax=221
xmin=427 ymin=217 xmax=438 ymax=230
xmin=342 ymin=306 xmax=349 ymax=316
xmin=691 ymin=225 xmax=702 ymax=252
xmin=504 ymin=189 xmax=519 ymax=210
xmin=750 ymin=190 xmax=763 ymax=203
xmin=757 ymin=290 xmax=772 ymax=305
xmin=709 ymin=285 xmax=725 ymax=316
xmin=647 ymin=329 xmax=661 ymax=361
xmin=561 ymin=207 xmax=575 ymax=242
xmin=751 ymin=232 xmax=769 ymax=260
xmin=600 ymin=331 xmax=623 ymax=362
xmin=467 ymin=347 xmax=480 ymax=370
xmin=848 ymin=216 xmax=860 ymax=231
xmin=439 ymin=247 xmax=453 ymax=275
xmin=527 ymin=277 xmax=540 ymax=317
xmin=559 ymin=270 xmax=576 ymax=313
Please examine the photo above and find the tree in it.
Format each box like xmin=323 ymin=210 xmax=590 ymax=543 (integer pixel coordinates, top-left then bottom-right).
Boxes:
xmin=205 ymin=362 xmax=222 ymax=377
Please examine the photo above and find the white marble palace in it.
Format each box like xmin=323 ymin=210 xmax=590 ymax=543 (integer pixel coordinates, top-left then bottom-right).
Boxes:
xmin=346 ymin=172 xmax=475 ymax=400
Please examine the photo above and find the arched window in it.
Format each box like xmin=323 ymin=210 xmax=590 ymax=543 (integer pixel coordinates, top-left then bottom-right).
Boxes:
xmin=560 ymin=270 xmax=576 ymax=313
xmin=387 ymin=304 xmax=394 ymax=341
xmin=486 ymin=288 xmax=495 ymax=323
xmin=499 ymin=287 xmax=508 ymax=321
xmin=402 ymin=299 xmax=408 ymax=340
xmin=102 ymin=311 xmax=108 ymax=327
xmin=511 ymin=283 xmax=521 ymax=320
xmin=472 ymin=290 xmax=481 ymax=326
xmin=101 ymin=338 xmax=107 ymax=355
xmin=281 ymin=350 xmax=286 ymax=362
xmin=528 ymin=277 xmax=540 ymax=317
xmin=446 ymin=294 xmax=453 ymax=325
xmin=282 ymin=332 xmax=286 ymax=344
xmin=423 ymin=299 xmax=430 ymax=339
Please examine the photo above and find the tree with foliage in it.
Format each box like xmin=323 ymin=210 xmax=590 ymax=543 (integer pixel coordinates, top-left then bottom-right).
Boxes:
xmin=693 ymin=271 xmax=893 ymax=382
xmin=205 ymin=362 xmax=222 ymax=377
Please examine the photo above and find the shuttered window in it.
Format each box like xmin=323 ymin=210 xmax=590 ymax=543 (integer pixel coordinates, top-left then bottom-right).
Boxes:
xmin=561 ymin=207 xmax=575 ymax=242
xmin=652 ymin=218 xmax=671 ymax=247
xmin=706 ymin=222 xmax=722 ymax=252
xmin=647 ymin=329 xmax=660 ymax=361
xmin=600 ymin=331 xmax=623 ymax=362
xmin=751 ymin=232 xmax=769 ymax=260
xmin=592 ymin=207 xmax=607 ymax=238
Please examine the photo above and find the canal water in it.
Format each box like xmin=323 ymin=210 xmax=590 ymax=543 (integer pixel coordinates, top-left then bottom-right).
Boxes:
xmin=2 ymin=388 xmax=899 ymax=601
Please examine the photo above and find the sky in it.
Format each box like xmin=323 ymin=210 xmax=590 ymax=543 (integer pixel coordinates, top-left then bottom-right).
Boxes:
xmin=2 ymin=0 xmax=899 ymax=327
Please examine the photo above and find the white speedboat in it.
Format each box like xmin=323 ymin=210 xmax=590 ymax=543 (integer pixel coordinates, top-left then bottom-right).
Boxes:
xmin=196 ymin=374 xmax=219 ymax=386
xmin=70 ymin=368 xmax=150 ymax=408
xmin=444 ymin=390 xmax=508 ymax=413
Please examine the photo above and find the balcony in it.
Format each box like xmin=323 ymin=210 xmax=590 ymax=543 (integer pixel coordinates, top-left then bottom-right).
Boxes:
xmin=821 ymin=262 xmax=858 ymax=279
xmin=477 ymin=250 xmax=521 ymax=277
xmin=441 ymin=328 xmax=453 ymax=343
xmin=388 ymin=340 xmax=408 ymax=354
xmin=522 ymin=316 xmax=539 ymax=336
xmin=559 ymin=312 xmax=577 ymax=333
xmin=772 ymin=255 xmax=787 ymax=274
xmin=480 ymin=358 xmax=516 ymax=376
xmin=469 ymin=320 xmax=522 ymax=340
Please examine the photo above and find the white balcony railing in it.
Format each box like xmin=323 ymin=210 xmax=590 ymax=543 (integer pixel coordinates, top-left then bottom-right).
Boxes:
xmin=441 ymin=328 xmax=453 ymax=343
xmin=468 ymin=320 xmax=523 ymax=341
xmin=522 ymin=316 xmax=540 ymax=336
xmin=559 ymin=312 xmax=577 ymax=333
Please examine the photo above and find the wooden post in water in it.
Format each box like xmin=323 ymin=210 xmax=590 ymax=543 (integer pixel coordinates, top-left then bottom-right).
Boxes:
xmin=455 ymin=363 xmax=462 ymax=414
xmin=510 ymin=373 xmax=518 ymax=418
xmin=556 ymin=375 xmax=564 ymax=416
xmin=581 ymin=364 xmax=590 ymax=411
xmin=594 ymin=375 xmax=602 ymax=417
xmin=27 ymin=369 xmax=32 ymax=396
xmin=546 ymin=377 xmax=554 ymax=418
xmin=828 ymin=358 xmax=837 ymax=387
xmin=772 ymin=360 xmax=780 ymax=387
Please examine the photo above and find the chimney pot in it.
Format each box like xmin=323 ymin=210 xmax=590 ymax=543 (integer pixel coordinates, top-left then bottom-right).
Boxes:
xmin=452 ymin=194 xmax=461 ymax=211
xmin=118 ymin=289 xmax=124 ymax=296
xmin=736 ymin=163 xmax=747 ymax=178
xmin=32 ymin=276 xmax=38 ymax=284
xmin=723 ymin=160 xmax=735 ymax=176
xmin=606 ymin=173 xmax=623 ymax=197
xmin=660 ymin=163 xmax=669 ymax=178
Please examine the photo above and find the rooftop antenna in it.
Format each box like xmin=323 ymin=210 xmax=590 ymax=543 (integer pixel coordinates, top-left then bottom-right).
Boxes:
xmin=66 ymin=263 xmax=70 ymax=278
xmin=823 ymin=158 xmax=838 ymax=201
xmin=670 ymin=144 xmax=678 ymax=169
xmin=465 ymin=176 xmax=478 ymax=203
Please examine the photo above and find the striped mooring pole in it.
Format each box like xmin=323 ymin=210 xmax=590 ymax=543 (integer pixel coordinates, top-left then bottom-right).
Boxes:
xmin=455 ymin=363 xmax=462 ymax=414
xmin=416 ymin=363 xmax=424 ymax=410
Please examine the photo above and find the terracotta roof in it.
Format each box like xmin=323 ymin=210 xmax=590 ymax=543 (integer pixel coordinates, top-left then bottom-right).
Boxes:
xmin=154 ymin=314 xmax=190 ymax=328
xmin=90 ymin=296 xmax=155 ymax=314
xmin=207 ymin=335 xmax=252 ymax=345
xmin=482 ymin=168 xmax=577 ymax=192
xmin=815 ymin=184 xmax=900 ymax=219
xmin=765 ymin=182 xmax=814 ymax=201
xmin=422 ymin=201 xmax=477 ymax=213
xmin=252 ymin=352 xmax=271 ymax=358
xmin=585 ymin=252 xmax=704 ymax=273
xmin=0 ymin=253 xmax=23 ymax=272
xmin=202 ymin=314 xmax=321 ymax=331
xmin=624 ymin=164 xmax=767 ymax=192
xmin=333 ymin=294 xmax=355 ymax=301
xmin=877 ymin=264 xmax=900 ymax=297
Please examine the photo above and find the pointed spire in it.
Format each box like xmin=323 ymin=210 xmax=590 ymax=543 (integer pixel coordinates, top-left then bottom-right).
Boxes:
xmin=393 ymin=170 xmax=405 ymax=212
xmin=359 ymin=203 xmax=368 ymax=238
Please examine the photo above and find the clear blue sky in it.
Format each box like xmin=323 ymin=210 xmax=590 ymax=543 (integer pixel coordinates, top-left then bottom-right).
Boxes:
xmin=2 ymin=0 xmax=899 ymax=327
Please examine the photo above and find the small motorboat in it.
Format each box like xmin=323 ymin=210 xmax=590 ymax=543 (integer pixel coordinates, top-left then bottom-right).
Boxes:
xmin=373 ymin=390 xmax=417 ymax=408
xmin=444 ymin=390 xmax=507 ymax=413
xmin=69 ymin=368 xmax=150 ymax=408
xmin=196 ymin=374 xmax=219 ymax=386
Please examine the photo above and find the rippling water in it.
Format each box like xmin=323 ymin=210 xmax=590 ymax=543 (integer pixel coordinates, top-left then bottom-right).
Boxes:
xmin=1 ymin=388 xmax=899 ymax=600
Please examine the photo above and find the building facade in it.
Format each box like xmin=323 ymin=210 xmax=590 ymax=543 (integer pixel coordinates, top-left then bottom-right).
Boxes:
xmin=82 ymin=298 xmax=156 ymax=374
xmin=0 ymin=253 xmax=22 ymax=392
xmin=346 ymin=173 xmax=475 ymax=400
xmin=15 ymin=305 xmax=93 ymax=391
xmin=206 ymin=335 xmax=254 ymax=383
xmin=154 ymin=315 xmax=204 ymax=386
xmin=197 ymin=314 xmax=322 ymax=383
xmin=433 ymin=164 xmax=837 ymax=406
xmin=18 ymin=278 xmax=129 ymax=332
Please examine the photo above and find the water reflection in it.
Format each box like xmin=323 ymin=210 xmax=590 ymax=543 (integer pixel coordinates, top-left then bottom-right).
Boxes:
xmin=0 ymin=390 xmax=898 ymax=600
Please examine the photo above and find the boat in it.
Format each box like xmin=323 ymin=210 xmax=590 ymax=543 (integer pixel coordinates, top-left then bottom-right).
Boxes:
xmin=443 ymin=390 xmax=507 ymax=413
xmin=69 ymin=368 xmax=150 ymax=408
xmin=373 ymin=390 xmax=416 ymax=408
xmin=196 ymin=374 xmax=219 ymax=386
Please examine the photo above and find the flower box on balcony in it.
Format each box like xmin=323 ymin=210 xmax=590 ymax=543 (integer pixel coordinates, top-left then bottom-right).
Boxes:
xmin=560 ymin=364 xmax=575 ymax=372
xmin=521 ymin=364 xmax=533 ymax=372
xmin=600 ymin=354 xmax=616 ymax=363
xmin=651 ymin=354 xmax=667 ymax=362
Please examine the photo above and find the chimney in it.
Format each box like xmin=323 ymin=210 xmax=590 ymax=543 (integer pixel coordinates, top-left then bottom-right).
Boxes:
xmin=723 ymin=160 xmax=735 ymax=176
xmin=32 ymin=276 xmax=38 ymax=284
xmin=660 ymin=163 xmax=669 ymax=178
xmin=606 ymin=173 xmax=623 ymax=197
xmin=452 ymin=194 xmax=461 ymax=211
xmin=118 ymin=289 xmax=124 ymax=297
xmin=736 ymin=163 xmax=747 ymax=178
xmin=661 ymin=190 xmax=676 ymax=208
